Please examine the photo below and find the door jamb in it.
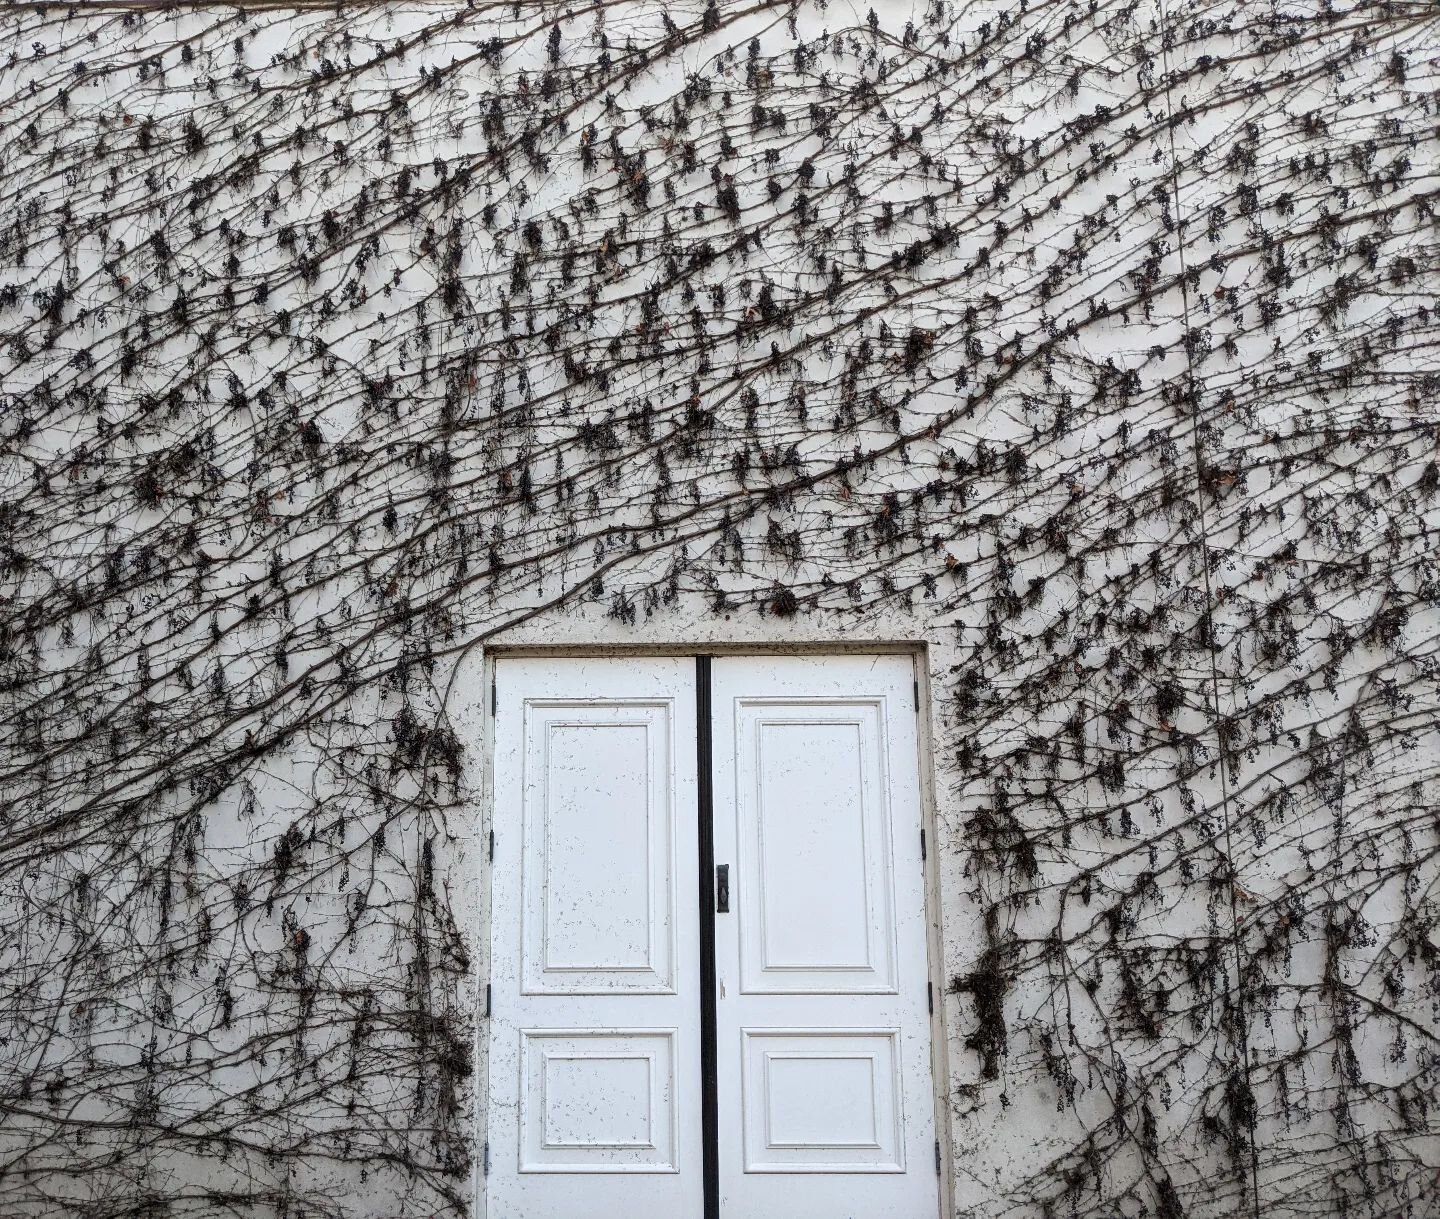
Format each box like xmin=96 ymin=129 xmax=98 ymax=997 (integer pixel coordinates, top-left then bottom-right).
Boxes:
xmin=912 ymin=650 xmax=957 ymax=1219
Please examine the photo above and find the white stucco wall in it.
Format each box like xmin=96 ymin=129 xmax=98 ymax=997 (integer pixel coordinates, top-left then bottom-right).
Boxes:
xmin=1 ymin=1 xmax=1437 ymax=1216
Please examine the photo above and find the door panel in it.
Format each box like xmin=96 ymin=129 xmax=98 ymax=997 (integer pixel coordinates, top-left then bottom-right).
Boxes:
xmin=739 ymin=1028 xmax=904 ymax=1172
xmin=737 ymin=700 xmax=897 ymax=993
xmin=488 ymin=658 xmax=702 ymax=1217
xmin=521 ymin=701 xmax=676 ymax=994
xmin=712 ymin=655 xmax=940 ymax=1219
xmin=518 ymin=1029 xmax=678 ymax=1172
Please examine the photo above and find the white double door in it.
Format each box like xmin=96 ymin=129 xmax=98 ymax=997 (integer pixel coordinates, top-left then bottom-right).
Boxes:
xmin=486 ymin=655 xmax=940 ymax=1219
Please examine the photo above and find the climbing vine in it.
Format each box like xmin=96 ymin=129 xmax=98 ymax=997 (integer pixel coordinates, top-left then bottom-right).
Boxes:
xmin=1 ymin=0 xmax=1437 ymax=1215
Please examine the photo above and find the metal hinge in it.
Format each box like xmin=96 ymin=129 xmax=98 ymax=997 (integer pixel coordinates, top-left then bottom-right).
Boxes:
xmin=920 ymin=827 xmax=927 ymax=863
xmin=913 ymin=679 xmax=920 ymax=712
xmin=490 ymin=677 xmax=497 ymax=716
xmin=484 ymin=983 xmax=492 ymax=1018
xmin=928 ymin=980 xmax=934 ymax=1016
xmin=488 ymin=828 xmax=495 ymax=862
xmin=935 ymin=1138 xmax=942 ymax=1176
xmin=484 ymin=1140 xmax=490 ymax=1177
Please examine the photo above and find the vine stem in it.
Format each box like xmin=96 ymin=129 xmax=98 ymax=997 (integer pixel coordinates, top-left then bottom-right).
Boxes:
xmin=1158 ymin=2 xmax=1265 ymax=1214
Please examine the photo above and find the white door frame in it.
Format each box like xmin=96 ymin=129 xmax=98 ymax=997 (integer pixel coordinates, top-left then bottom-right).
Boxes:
xmin=473 ymin=643 xmax=955 ymax=1219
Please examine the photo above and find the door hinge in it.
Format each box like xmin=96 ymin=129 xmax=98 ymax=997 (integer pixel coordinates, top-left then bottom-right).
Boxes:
xmin=484 ymin=983 xmax=492 ymax=1018
xmin=928 ymin=980 xmax=934 ymax=1016
xmin=920 ymin=827 xmax=927 ymax=863
xmin=935 ymin=1138 xmax=942 ymax=1176
xmin=488 ymin=828 xmax=494 ymax=862
xmin=913 ymin=679 xmax=920 ymax=712
xmin=490 ymin=677 xmax=497 ymax=716
xmin=483 ymin=1140 xmax=490 ymax=1177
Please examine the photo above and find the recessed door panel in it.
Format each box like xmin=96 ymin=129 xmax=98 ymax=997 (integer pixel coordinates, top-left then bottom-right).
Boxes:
xmin=741 ymin=1029 xmax=904 ymax=1172
xmin=738 ymin=702 xmax=897 ymax=993
xmin=522 ymin=702 xmax=675 ymax=993
xmin=519 ymin=1029 xmax=677 ymax=1172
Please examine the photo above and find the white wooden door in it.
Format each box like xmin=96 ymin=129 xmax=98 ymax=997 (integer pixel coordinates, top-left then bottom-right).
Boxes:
xmin=487 ymin=653 xmax=940 ymax=1219
xmin=711 ymin=655 xmax=940 ymax=1219
xmin=486 ymin=657 xmax=703 ymax=1217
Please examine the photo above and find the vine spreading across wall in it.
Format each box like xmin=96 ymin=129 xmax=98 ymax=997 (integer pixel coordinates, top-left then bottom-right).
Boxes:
xmin=1 ymin=1 xmax=1437 ymax=1215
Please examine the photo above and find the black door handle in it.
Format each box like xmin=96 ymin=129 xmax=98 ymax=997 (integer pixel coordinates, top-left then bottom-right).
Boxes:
xmin=716 ymin=864 xmax=729 ymax=913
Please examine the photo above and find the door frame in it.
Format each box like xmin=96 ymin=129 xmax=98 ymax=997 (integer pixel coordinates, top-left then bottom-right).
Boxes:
xmin=473 ymin=642 xmax=955 ymax=1219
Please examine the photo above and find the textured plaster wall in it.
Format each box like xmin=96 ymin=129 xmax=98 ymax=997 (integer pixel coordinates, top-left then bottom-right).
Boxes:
xmin=1 ymin=1 xmax=1437 ymax=1216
